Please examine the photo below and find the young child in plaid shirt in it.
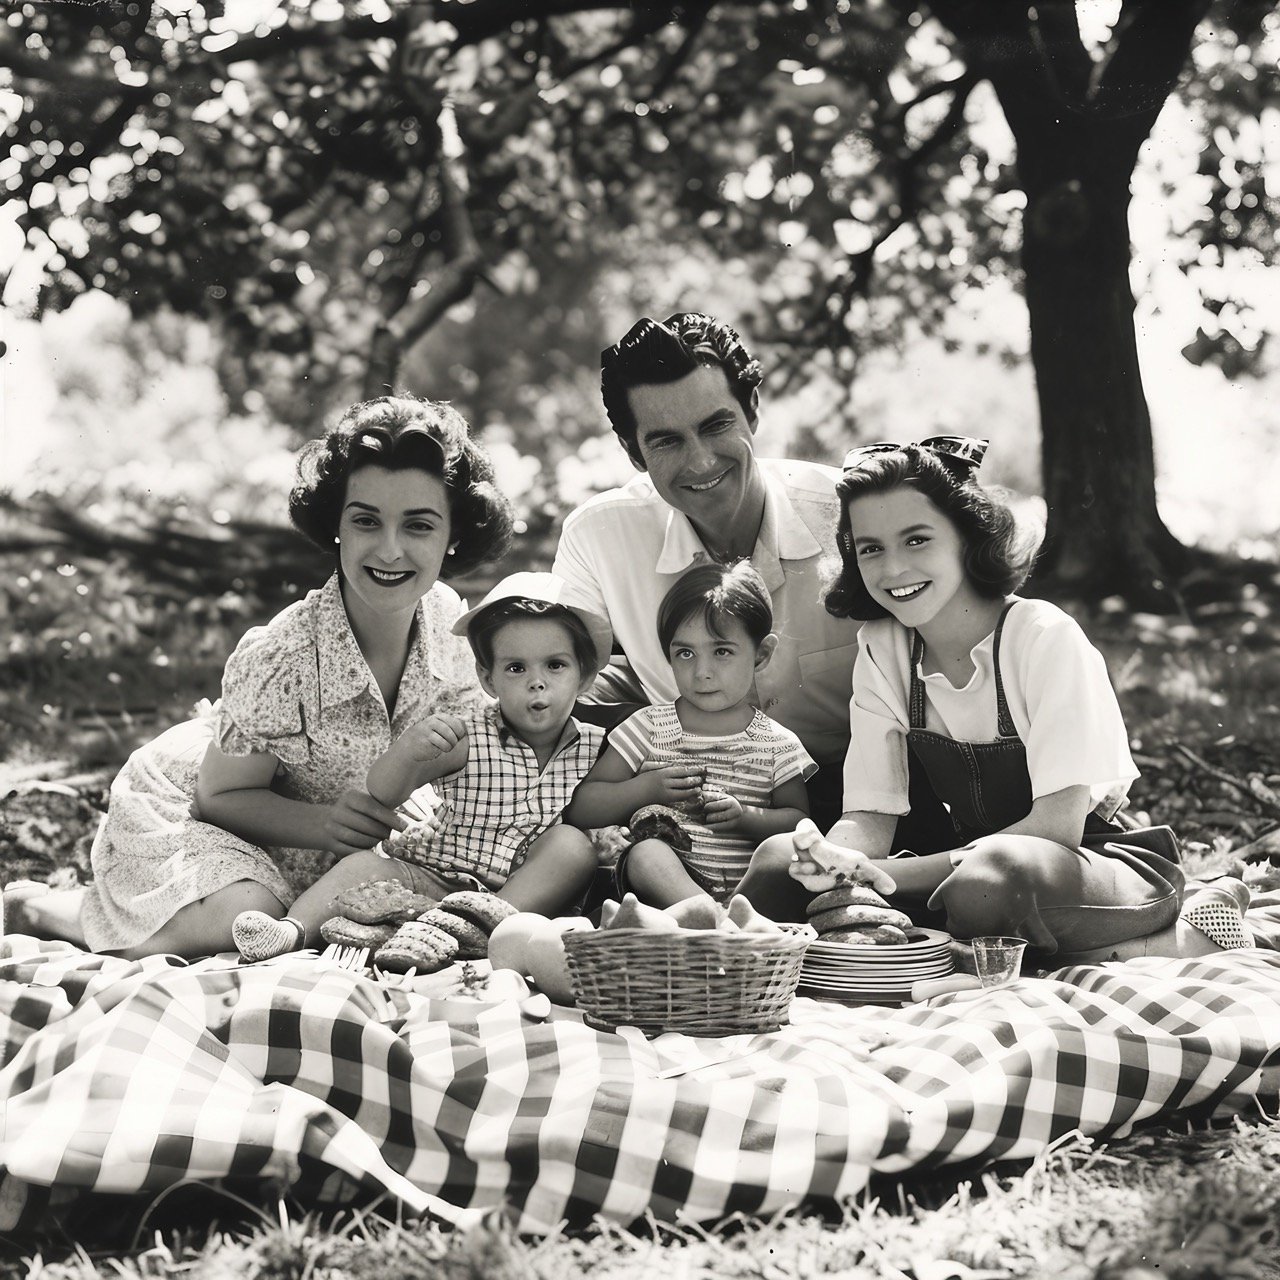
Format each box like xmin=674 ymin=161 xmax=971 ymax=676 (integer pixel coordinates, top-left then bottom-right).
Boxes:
xmin=565 ymin=561 xmax=815 ymax=906
xmin=232 ymin=573 xmax=608 ymax=958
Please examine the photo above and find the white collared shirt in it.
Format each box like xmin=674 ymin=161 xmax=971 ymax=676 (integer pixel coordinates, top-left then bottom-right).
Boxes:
xmin=552 ymin=457 xmax=857 ymax=764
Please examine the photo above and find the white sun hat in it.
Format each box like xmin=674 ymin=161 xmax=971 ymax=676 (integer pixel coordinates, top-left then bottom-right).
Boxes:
xmin=451 ymin=571 xmax=613 ymax=670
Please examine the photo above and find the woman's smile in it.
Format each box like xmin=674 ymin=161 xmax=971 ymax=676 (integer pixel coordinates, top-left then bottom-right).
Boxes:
xmin=364 ymin=566 xmax=416 ymax=587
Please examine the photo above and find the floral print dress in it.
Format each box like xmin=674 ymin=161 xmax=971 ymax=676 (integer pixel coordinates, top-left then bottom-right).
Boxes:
xmin=80 ymin=574 xmax=482 ymax=951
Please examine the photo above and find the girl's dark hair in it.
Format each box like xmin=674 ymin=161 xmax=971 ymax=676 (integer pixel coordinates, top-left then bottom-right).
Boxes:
xmin=289 ymin=395 xmax=514 ymax=578
xmin=658 ymin=561 xmax=774 ymax=653
xmin=824 ymin=446 xmax=1039 ymax=621
xmin=600 ymin=313 xmax=763 ymax=466
xmin=467 ymin=599 xmax=599 ymax=677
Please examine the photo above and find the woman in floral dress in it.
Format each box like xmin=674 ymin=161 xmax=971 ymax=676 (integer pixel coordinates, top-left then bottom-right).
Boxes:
xmin=16 ymin=395 xmax=513 ymax=958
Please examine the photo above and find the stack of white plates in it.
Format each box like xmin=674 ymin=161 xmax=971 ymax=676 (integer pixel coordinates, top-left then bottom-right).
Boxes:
xmin=798 ymin=928 xmax=953 ymax=1006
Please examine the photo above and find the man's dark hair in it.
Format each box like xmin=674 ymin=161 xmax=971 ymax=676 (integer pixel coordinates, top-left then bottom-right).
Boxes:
xmin=599 ymin=313 xmax=763 ymax=466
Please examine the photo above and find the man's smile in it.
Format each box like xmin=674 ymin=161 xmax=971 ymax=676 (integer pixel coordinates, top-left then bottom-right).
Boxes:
xmin=684 ymin=469 xmax=730 ymax=492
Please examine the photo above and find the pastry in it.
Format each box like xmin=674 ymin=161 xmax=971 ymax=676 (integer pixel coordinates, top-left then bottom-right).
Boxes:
xmin=807 ymin=884 xmax=893 ymax=916
xmin=628 ymin=803 xmax=693 ymax=853
xmin=373 ymin=921 xmax=459 ymax=973
xmin=334 ymin=878 xmax=434 ymax=925
xmin=822 ymin=923 xmax=912 ymax=947
xmin=319 ymin=916 xmax=400 ymax=948
xmin=808 ymin=902 xmax=914 ymax=935
xmin=418 ymin=907 xmax=489 ymax=959
xmin=438 ymin=890 xmax=519 ymax=935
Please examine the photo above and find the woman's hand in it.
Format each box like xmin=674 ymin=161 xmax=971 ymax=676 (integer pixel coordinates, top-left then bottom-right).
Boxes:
xmin=400 ymin=714 xmax=469 ymax=762
xmin=788 ymin=818 xmax=898 ymax=895
xmin=320 ymin=788 xmax=408 ymax=855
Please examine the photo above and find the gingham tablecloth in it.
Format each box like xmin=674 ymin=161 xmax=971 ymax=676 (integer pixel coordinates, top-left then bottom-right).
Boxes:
xmin=4 ymin=936 xmax=1280 ymax=1234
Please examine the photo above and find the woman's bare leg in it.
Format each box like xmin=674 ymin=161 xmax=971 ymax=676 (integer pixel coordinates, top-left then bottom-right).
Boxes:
xmin=121 ymin=881 xmax=286 ymax=960
xmin=9 ymin=886 xmax=89 ymax=946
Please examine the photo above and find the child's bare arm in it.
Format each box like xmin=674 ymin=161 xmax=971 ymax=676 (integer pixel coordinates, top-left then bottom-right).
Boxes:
xmin=366 ymin=715 xmax=470 ymax=808
xmin=564 ymin=746 xmax=702 ymax=828
xmin=702 ymin=775 xmax=810 ymax=841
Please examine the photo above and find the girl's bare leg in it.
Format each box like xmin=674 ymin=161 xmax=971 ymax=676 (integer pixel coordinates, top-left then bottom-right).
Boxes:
xmin=622 ymin=838 xmax=705 ymax=908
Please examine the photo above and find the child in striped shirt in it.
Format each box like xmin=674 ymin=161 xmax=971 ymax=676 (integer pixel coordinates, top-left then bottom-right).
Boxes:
xmin=565 ymin=561 xmax=816 ymax=906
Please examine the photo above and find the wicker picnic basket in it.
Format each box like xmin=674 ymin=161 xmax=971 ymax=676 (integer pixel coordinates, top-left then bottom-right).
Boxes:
xmin=563 ymin=923 xmax=817 ymax=1036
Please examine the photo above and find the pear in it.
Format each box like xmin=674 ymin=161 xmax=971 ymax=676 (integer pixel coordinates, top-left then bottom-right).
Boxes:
xmin=602 ymin=892 xmax=681 ymax=933
xmin=725 ymin=894 xmax=785 ymax=935
xmin=523 ymin=919 xmax=580 ymax=1005
xmin=487 ymin=912 xmax=545 ymax=975
xmin=663 ymin=894 xmax=724 ymax=931
xmin=598 ymin=899 xmax=621 ymax=929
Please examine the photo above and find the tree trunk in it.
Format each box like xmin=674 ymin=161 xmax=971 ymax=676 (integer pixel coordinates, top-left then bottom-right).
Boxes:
xmin=931 ymin=0 xmax=1210 ymax=607
xmin=1014 ymin=136 xmax=1192 ymax=604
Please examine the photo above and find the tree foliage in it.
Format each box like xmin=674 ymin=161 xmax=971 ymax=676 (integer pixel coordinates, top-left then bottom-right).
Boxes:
xmin=3 ymin=1 xmax=1278 ymax=599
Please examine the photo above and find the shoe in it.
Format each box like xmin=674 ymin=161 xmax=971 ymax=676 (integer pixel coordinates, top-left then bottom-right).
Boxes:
xmin=232 ymin=911 xmax=305 ymax=961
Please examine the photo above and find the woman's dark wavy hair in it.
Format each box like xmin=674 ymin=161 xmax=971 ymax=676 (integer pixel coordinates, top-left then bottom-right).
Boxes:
xmin=600 ymin=312 xmax=763 ymax=466
xmin=289 ymin=395 xmax=514 ymax=579
xmin=824 ymin=446 xmax=1039 ymax=621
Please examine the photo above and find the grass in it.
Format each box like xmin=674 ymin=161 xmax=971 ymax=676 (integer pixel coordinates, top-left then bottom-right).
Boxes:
xmin=4 ymin=577 xmax=1280 ymax=1278
xmin=6 ymin=1119 xmax=1280 ymax=1279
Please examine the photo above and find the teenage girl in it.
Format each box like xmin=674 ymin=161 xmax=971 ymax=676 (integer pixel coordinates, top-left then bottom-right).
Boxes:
xmin=737 ymin=437 xmax=1249 ymax=959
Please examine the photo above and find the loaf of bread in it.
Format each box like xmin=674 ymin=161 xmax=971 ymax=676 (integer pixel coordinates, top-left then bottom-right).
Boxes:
xmin=335 ymin=878 xmax=435 ymax=925
xmin=373 ymin=921 xmax=459 ymax=973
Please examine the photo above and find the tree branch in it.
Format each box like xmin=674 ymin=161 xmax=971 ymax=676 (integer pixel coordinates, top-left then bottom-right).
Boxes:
xmin=1092 ymin=0 xmax=1211 ymax=121
xmin=809 ymin=71 xmax=978 ymax=353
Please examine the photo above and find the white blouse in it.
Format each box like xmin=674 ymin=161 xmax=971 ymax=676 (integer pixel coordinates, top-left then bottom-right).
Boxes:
xmin=842 ymin=597 xmax=1137 ymax=821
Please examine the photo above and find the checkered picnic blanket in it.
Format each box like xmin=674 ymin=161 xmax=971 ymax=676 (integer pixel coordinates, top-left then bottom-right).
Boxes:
xmin=5 ymin=936 xmax=1280 ymax=1235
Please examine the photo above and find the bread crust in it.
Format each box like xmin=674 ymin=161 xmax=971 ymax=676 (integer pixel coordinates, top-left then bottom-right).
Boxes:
xmin=809 ymin=902 xmax=914 ymax=934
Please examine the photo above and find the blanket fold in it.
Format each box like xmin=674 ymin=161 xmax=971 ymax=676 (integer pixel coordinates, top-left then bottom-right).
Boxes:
xmin=5 ymin=937 xmax=1280 ymax=1235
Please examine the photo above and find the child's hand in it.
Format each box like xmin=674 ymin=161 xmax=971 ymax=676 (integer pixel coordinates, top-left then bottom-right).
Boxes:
xmin=648 ymin=763 xmax=705 ymax=808
xmin=702 ymin=789 xmax=743 ymax=828
xmin=788 ymin=819 xmax=897 ymax=895
xmin=401 ymin=714 xmax=468 ymax=761
xmin=385 ymin=800 xmax=451 ymax=861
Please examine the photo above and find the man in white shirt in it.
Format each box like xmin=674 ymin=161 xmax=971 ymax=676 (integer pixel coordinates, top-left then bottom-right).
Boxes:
xmin=552 ymin=312 xmax=858 ymax=827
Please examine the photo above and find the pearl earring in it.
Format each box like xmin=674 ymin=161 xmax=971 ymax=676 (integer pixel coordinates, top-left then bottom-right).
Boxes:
xmin=333 ymin=536 xmax=341 ymax=545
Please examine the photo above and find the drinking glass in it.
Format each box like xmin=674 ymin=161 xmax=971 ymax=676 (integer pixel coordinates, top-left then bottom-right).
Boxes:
xmin=971 ymin=936 xmax=1027 ymax=988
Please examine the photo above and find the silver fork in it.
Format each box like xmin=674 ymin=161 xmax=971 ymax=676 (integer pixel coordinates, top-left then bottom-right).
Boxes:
xmin=319 ymin=943 xmax=370 ymax=971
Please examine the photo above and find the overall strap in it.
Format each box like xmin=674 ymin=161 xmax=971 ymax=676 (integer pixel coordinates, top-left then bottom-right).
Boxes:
xmin=991 ymin=601 xmax=1018 ymax=739
xmin=908 ymin=632 xmax=927 ymax=730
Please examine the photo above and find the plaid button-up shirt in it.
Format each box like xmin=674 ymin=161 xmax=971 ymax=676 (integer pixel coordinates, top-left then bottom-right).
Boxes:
xmin=401 ymin=704 xmax=604 ymax=889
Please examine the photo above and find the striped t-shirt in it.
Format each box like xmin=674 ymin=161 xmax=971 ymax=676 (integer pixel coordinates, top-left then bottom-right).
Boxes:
xmin=610 ymin=703 xmax=817 ymax=900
